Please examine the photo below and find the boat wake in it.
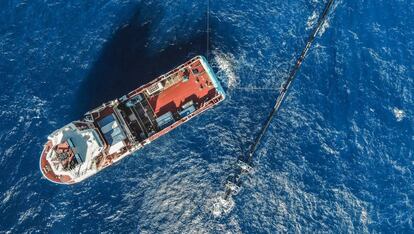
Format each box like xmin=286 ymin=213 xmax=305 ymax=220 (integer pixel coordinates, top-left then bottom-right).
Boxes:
xmin=212 ymin=51 xmax=238 ymax=89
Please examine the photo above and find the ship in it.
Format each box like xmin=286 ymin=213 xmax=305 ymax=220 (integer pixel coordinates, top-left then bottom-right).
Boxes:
xmin=40 ymin=56 xmax=225 ymax=184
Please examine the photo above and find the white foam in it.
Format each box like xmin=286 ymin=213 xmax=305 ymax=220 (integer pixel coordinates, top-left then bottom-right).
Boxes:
xmin=318 ymin=20 xmax=330 ymax=37
xmin=393 ymin=108 xmax=405 ymax=122
xmin=306 ymin=11 xmax=318 ymax=31
xmin=321 ymin=142 xmax=339 ymax=155
xmin=317 ymin=0 xmax=340 ymax=37
xmin=208 ymin=193 xmax=235 ymax=218
xmin=213 ymin=52 xmax=238 ymax=89
xmin=360 ymin=207 xmax=368 ymax=225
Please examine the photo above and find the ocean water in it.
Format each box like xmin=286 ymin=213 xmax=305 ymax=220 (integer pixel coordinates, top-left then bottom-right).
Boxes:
xmin=1 ymin=0 xmax=413 ymax=233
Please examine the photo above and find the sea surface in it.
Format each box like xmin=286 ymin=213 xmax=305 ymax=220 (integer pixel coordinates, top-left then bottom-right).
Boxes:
xmin=1 ymin=0 xmax=413 ymax=233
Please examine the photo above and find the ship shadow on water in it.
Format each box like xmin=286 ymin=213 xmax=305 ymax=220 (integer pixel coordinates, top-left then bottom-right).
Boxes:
xmin=63 ymin=5 xmax=246 ymax=226
xmin=72 ymin=9 xmax=211 ymax=118
xmin=66 ymin=6 xmax=218 ymax=213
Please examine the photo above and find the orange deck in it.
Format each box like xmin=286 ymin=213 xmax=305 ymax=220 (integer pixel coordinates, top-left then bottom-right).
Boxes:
xmin=149 ymin=61 xmax=217 ymax=116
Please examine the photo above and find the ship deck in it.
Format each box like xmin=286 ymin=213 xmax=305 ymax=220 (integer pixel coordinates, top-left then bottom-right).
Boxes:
xmin=40 ymin=141 xmax=74 ymax=184
xmin=39 ymin=56 xmax=225 ymax=185
xmin=149 ymin=60 xmax=217 ymax=117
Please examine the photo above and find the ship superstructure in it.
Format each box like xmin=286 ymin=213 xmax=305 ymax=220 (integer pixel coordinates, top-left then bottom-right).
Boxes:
xmin=40 ymin=56 xmax=225 ymax=184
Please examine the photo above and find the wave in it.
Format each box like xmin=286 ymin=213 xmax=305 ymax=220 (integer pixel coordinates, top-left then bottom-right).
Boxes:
xmin=212 ymin=51 xmax=238 ymax=89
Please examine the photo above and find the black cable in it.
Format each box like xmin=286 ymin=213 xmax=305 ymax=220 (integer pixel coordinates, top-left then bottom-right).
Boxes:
xmin=224 ymin=0 xmax=335 ymax=200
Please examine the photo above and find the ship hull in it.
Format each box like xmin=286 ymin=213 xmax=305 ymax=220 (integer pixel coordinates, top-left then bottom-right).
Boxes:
xmin=40 ymin=56 xmax=225 ymax=184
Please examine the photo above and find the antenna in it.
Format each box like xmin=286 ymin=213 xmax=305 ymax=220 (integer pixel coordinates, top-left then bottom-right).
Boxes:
xmin=206 ymin=0 xmax=210 ymax=59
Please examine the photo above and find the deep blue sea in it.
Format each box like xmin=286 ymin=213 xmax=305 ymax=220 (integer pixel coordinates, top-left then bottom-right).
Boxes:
xmin=1 ymin=0 xmax=413 ymax=233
